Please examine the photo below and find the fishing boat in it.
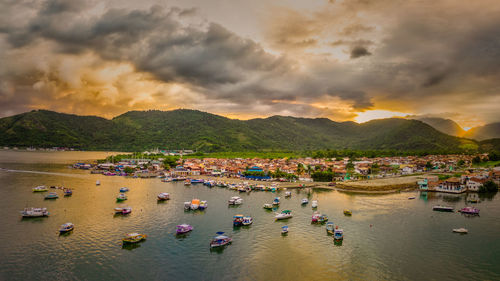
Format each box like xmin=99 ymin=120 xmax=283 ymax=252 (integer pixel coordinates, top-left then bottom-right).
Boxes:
xmin=334 ymin=227 xmax=344 ymax=240
xmin=190 ymin=199 xmax=200 ymax=210
xmin=318 ymin=214 xmax=328 ymax=223
xmin=20 ymin=207 xmax=49 ymax=217
xmin=32 ymin=186 xmax=48 ymax=192
xmin=233 ymin=214 xmax=244 ymax=226
xmin=343 ymin=209 xmax=352 ymax=216
xmin=176 ymin=224 xmax=193 ymax=234
xmin=281 ymin=226 xmax=289 ymax=235
xmin=273 ymin=197 xmax=280 ymax=205
xmin=242 ymin=216 xmax=253 ymax=226
xmin=459 ymin=206 xmax=480 ymax=215
xmin=301 ymin=198 xmax=309 ymax=205
xmin=285 ymin=191 xmax=292 ymax=197
xmin=116 ymin=193 xmax=127 ymax=202
xmin=184 ymin=179 xmax=191 ymax=186
xmin=263 ymin=203 xmax=273 ymax=210
xmin=275 ymin=210 xmax=293 ymax=220
xmin=452 ymin=228 xmax=468 ymax=234
xmin=157 ymin=193 xmax=170 ymax=201
xmin=237 ymin=186 xmax=246 ymax=192
xmin=190 ymin=179 xmax=204 ymax=184
xmin=228 ymin=196 xmax=243 ymax=205
xmin=311 ymin=200 xmax=318 ymax=208
xmin=45 ymin=192 xmax=59 ymax=199
xmin=96 ymin=180 xmax=100 ymax=185
xmin=312 ymin=211 xmax=321 ymax=222
xmin=326 ymin=222 xmax=335 ymax=235
xmin=408 ymin=196 xmax=416 ymax=200
xmin=63 ymin=188 xmax=73 ymax=196
xmin=432 ymin=205 xmax=454 ymax=212
xmin=184 ymin=202 xmax=191 ymax=210
xmin=161 ymin=177 xmax=173 ymax=182
xmin=122 ymin=233 xmax=147 ymax=244
xmin=121 ymin=207 xmax=132 ymax=214
xmin=59 ymin=223 xmax=74 ymax=233
xmin=119 ymin=187 xmax=129 ymax=192
xmin=199 ymin=200 xmax=208 ymax=210
xmin=210 ymin=232 xmax=232 ymax=248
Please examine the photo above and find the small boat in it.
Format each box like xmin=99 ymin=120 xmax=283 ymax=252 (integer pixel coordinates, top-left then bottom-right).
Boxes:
xmin=275 ymin=210 xmax=293 ymax=220
xmin=467 ymin=198 xmax=480 ymax=203
xmin=273 ymin=197 xmax=280 ymax=205
xmin=184 ymin=201 xmax=191 ymax=210
xmin=318 ymin=214 xmax=328 ymax=223
xmin=343 ymin=209 xmax=352 ymax=216
xmin=285 ymin=191 xmax=292 ymax=197
xmin=176 ymin=224 xmax=193 ymax=234
xmin=334 ymin=227 xmax=344 ymax=240
xmin=210 ymin=232 xmax=232 ymax=248
xmin=459 ymin=206 xmax=480 ymax=215
xmin=161 ymin=177 xmax=173 ymax=182
xmin=233 ymin=214 xmax=244 ymax=226
xmin=45 ymin=192 xmax=59 ymax=199
xmin=119 ymin=187 xmax=129 ymax=192
xmin=263 ymin=203 xmax=273 ymax=210
xmin=433 ymin=205 xmax=454 ymax=212
xmin=157 ymin=193 xmax=170 ymax=201
xmin=122 ymin=233 xmax=147 ymax=244
xmin=281 ymin=226 xmax=289 ymax=235
xmin=312 ymin=211 xmax=321 ymax=222
xmin=121 ymin=207 xmax=132 ymax=214
xmin=311 ymin=200 xmax=318 ymax=208
xmin=59 ymin=222 xmax=74 ymax=233
xmin=190 ymin=179 xmax=204 ymax=184
xmin=199 ymin=200 xmax=208 ymax=210
xmin=63 ymin=189 xmax=73 ymax=196
xmin=190 ymin=199 xmax=200 ymax=210
xmin=408 ymin=196 xmax=416 ymax=200
xmin=452 ymin=228 xmax=468 ymax=234
xmin=96 ymin=180 xmax=100 ymax=186
xmin=301 ymin=198 xmax=309 ymax=205
xmin=32 ymin=186 xmax=48 ymax=192
xmin=228 ymin=196 xmax=243 ymax=205
xmin=20 ymin=207 xmax=49 ymax=217
xmin=242 ymin=216 xmax=253 ymax=226
xmin=326 ymin=222 xmax=334 ymax=235
xmin=116 ymin=193 xmax=127 ymax=202
xmin=184 ymin=180 xmax=191 ymax=186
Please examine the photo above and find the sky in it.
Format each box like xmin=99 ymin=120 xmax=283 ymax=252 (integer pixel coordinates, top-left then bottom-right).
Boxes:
xmin=1 ymin=0 xmax=499 ymax=128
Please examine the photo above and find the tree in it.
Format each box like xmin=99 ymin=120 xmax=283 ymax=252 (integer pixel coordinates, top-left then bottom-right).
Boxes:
xmin=457 ymin=160 xmax=465 ymax=167
xmin=123 ymin=167 xmax=135 ymax=174
xmin=425 ymin=161 xmax=433 ymax=169
xmin=479 ymin=180 xmax=499 ymax=193
xmin=472 ymin=156 xmax=481 ymax=164
xmin=346 ymin=161 xmax=354 ymax=170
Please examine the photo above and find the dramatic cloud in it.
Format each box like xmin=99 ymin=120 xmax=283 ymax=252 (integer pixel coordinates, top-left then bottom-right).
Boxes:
xmin=0 ymin=0 xmax=499 ymax=126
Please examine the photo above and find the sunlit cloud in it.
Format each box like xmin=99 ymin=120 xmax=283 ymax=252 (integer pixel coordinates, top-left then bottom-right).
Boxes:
xmin=355 ymin=110 xmax=410 ymax=123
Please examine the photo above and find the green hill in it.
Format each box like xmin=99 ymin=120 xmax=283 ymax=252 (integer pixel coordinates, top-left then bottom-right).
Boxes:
xmin=0 ymin=109 xmax=490 ymax=153
xmin=464 ymin=122 xmax=500 ymax=141
xmin=409 ymin=117 xmax=465 ymax=137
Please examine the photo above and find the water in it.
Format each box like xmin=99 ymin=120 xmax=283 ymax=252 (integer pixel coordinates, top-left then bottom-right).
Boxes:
xmin=0 ymin=151 xmax=499 ymax=280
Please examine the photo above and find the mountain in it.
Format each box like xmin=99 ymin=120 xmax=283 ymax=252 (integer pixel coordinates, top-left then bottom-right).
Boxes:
xmin=0 ymin=109 xmax=484 ymax=152
xmin=408 ymin=117 xmax=465 ymax=137
xmin=464 ymin=122 xmax=500 ymax=141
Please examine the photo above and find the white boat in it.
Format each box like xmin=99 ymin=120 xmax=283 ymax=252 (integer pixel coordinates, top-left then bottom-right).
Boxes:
xmin=157 ymin=193 xmax=170 ymax=200
xmin=311 ymin=200 xmax=318 ymax=208
xmin=452 ymin=228 xmax=468 ymax=234
xmin=263 ymin=203 xmax=273 ymax=209
xmin=96 ymin=180 xmax=100 ymax=186
xmin=242 ymin=216 xmax=253 ymax=225
xmin=228 ymin=196 xmax=243 ymax=205
xmin=119 ymin=187 xmax=129 ymax=192
xmin=285 ymin=191 xmax=292 ymax=197
xmin=334 ymin=228 xmax=344 ymax=240
xmin=275 ymin=210 xmax=293 ymax=220
xmin=184 ymin=202 xmax=191 ymax=210
xmin=59 ymin=222 xmax=74 ymax=233
xmin=32 ymin=186 xmax=48 ymax=192
xmin=273 ymin=197 xmax=280 ymax=205
xmin=199 ymin=200 xmax=208 ymax=210
xmin=20 ymin=207 xmax=49 ymax=217
xmin=301 ymin=198 xmax=309 ymax=205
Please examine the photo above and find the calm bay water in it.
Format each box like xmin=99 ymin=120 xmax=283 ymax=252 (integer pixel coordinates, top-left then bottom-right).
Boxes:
xmin=0 ymin=151 xmax=499 ymax=280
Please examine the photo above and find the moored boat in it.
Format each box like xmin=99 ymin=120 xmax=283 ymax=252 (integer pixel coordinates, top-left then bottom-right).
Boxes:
xmin=45 ymin=192 xmax=59 ymax=199
xmin=119 ymin=187 xmax=129 ymax=192
xmin=285 ymin=191 xmax=292 ymax=197
xmin=157 ymin=193 xmax=170 ymax=201
xmin=121 ymin=207 xmax=132 ymax=214
xmin=59 ymin=222 xmax=74 ymax=233
xmin=176 ymin=224 xmax=193 ymax=234
xmin=228 ymin=196 xmax=243 ymax=205
xmin=343 ymin=209 xmax=352 ymax=216
xmin=20 ymin=207 xmax=49 ymax=217
xmin=432 ymin=205 xmax=454 ymax=212
xmin=452 ymin=228 xmax=468 ymax=234
xmin=275 ymin=210 xmax=293 ymax=220
xmin=281 ymin=225 xmax=289 ymax=235
xmin=96 ymin=180 xmax=100 ymax=186
xmin=273 ymin=197 xmax=280 ymax=205
xmin=184 ymin=179 xmax=191 ymax=186
xmin=242 ymin=216 xmax=253 ymax=226
xmin=311 ymin=200 xmax=318 ymax=208
xmin=190 ymin=179 xmax=204 ymax=184
xmin=116 ymin=193 xmax=127 ymax=202
xmin=122 ymin=233 xmax=147 ymax=244
xmin=199 ymin=200 xmax=208 ymax=210
xmin=190 ymin=199 xmax=200 ymax=210
xmin=63 ymin=188 xmax=72 ymax=196
xmin=301 ymin=198 xmax=309 ymax=205
xmin=184 ymin=202 xmax=191 ymax=210
xmin=263 ymin=203 xmax=273 ymax=210
xmin=210 ymin=232 xmax=232 ymax=248
xmin=326 ymin=222 xmax=334 ymax=235
xmin=233 ymin=214 xmax=244 ymax=226
xmin=334 ymin=227 xmax=344 ymax=240
xmin=459 ymin=206 xmax=480 ymax=215
xmin=32 ymin=186 xmax=48 ymax=192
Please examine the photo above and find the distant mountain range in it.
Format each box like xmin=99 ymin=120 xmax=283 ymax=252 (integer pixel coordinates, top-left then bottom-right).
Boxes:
xmin=408 ymin=116 xmax=500 ymax=140
xmin=0 ymin=109 xmax=497 ymax=153
xmin=463 ymin=122 xmax=500 ymax=140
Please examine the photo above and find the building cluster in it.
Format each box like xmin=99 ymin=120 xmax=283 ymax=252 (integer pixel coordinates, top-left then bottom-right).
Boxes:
xmin=418 ymin=168 xmax=500 ymax=193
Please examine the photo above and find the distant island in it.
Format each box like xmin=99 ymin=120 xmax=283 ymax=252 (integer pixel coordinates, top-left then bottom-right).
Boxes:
xmin=0 ymin=109 xmax=499 ymax=154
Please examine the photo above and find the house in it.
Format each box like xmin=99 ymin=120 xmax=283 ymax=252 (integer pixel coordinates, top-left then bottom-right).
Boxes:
xmin=435 ymin=177 xmax=466 ymax=193
xmin=466 ymin=178 xmax=485 ymax=192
